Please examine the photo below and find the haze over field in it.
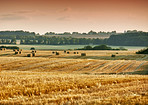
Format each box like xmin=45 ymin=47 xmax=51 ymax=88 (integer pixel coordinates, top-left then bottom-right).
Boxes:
xmin=0 ymin=0 xmax=148 ymax=104
xmin=0 ymin=0 xmax=148 ymax=34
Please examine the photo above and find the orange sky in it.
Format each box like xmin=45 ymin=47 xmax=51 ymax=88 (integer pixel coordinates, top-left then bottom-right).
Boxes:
xmin=0 ymin=0 xmax=148 ymax=34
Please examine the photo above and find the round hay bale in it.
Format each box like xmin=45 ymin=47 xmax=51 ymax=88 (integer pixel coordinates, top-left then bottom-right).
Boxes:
xmin=52 ymin=51 xmax=55 ymax=54
xmin=1 ymin=48 xmax=6 ymax=51
xmin=74 ymin=52 xmax=76 ymax=54
xmin=32 ymin=50 xmax=36 ymax=53
xmin=64 ymin=50 xmax=66 ymax=53
xmin=111 ymin=54 xmax=116 ymax=57
xmin=77 ymin=52 xmax=79 ymax=54
xmin=27 ymin=54 xmax=32 ymax=57
xmin=13 ymin=49 xmax=16 ymax=51
xmin=67 ymin=51 xmax=70 ymax=54
xmin=19 ymin=51 xmax=22 ymax=54
xmin=15 ymin=51 xmax=19 ymax=54
xmin=32 ymin=53 xmax=36 ymax=56
xmin=81 ymin=53 xmax=86 ymax=56
xmin=17 ymin=49 xmax=22 ymax=51
xmin=56 ymin=52 xmax=59 ymax=55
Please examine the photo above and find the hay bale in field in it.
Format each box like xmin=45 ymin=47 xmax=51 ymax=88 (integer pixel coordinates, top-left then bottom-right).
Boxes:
xmin=1 ymin=48 xmax=5 ymax=51
xmin=19 ymin=51 xmax=22 ymax=54
xmin=77 ymin=52 xmax=79 ymax=54
xmin=111 ymin=54 xmax=116 ymax=57
xmin=27 ymin=53 xmax=32 ymax=57
xmin=64 ymin=50 xmax=66 ymax=53
xmin=32 ymin=50 xmax=36 ymax=53
xmin=17 ymin=49 xmax=23 ymax=51
xmin=15 ymin=51 xmax=19 ymax=54
xmin=67 ymin=51 xmax=70 ymax=54
xmin=17 ymin=49 xmax=21 ymax=51
xmin=13 ymin=49 xmax=17 ymax=51
xmin=81 ymin=53 xmax=86 ymax=56
xmin=56 ymin=52 xmax=59 ymax=55
xmin=52 ymin=51 xmax=55 ymax=54
xmin=74 ymin=52 xmax=76 ymax=54
xmin=32 ymin=53 xmax=36 ymax=56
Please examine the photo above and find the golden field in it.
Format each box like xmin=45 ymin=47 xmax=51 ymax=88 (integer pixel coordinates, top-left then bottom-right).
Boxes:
xmin=0 ymin=49 xmax=148 ymax=104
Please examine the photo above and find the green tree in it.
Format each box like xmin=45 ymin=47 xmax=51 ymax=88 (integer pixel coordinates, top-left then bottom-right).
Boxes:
xmin=11 ymin=38 xmax=16 ymax=44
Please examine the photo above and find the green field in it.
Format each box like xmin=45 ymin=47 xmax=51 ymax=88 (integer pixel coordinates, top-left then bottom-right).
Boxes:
xmin=0 ymin=44 xmax=146 ymax=50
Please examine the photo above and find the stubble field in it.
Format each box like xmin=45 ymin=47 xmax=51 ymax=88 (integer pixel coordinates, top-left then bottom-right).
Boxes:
xmin=0 ymin=49 xmax=148 ymax=104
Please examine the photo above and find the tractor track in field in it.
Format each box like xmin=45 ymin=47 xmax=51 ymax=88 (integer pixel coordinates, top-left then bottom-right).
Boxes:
xmin=134 ymin=61 xmax=147 ymax=72
xmin=0 ymin=55 xmax=147 ymax=74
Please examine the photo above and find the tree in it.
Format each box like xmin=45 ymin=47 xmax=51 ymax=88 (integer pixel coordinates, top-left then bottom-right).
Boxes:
xmin=84 ymin=46 xmax=92 ymax=50
xmin=11 ymin=38 xmax=16 ymax=44
xmin=93 ymin=45 xmax=112 ymax=50
xmin=45 ymin=32 xmax=55 ymax=35
xmin=72 ymin=32 xmax=80 ymax=35
xmin=6 ymin=39 xmax=10 ymax=44
xmin=88 ymin=30 xmax=97 ymax=35
xmin=136 ymin=47 xmax=148 ymax=54
xmin=63 ymin=32 xmax=71 ymax=35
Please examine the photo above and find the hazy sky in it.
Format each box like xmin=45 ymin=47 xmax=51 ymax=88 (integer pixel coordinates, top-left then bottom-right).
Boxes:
xmin=0 ymin=0 xmax=148 ymax=34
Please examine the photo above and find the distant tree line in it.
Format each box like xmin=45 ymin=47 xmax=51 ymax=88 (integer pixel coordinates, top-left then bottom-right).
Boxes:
xmin=0 ymin=30 xmax=148 ymax=46
xmin=77 ymin=45 xmax=127 ymax=50
xmin=0 ymin=37 xmax=104 ymax=45
xmin=45 ymin=30 xmax=116 ymax=36
xmin=107 ymin=32 xmax=148 ymax=46
xmin=0 ymin=46 xmax=19 ymax=49
xmin=0 ymin=30 xmax=36 ymax=36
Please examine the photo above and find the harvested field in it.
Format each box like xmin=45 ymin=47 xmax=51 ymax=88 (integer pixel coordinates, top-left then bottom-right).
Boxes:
xmin=0 ymin=72 xmax=147 ymax=104
xmin=1 ymin=49 xmax=148 ymax=60
xmin=0 ymin=57 xmax=147 ymax=74
xmin=0 ymin=49 xmax=148 ymax=104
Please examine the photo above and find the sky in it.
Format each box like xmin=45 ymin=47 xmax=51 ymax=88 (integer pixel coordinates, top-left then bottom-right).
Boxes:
xmin=0 ymin=0 xmax=148 ymax=34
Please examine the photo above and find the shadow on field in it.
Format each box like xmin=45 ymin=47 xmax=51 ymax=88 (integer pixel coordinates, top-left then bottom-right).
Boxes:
xmin=0 ymin=53 xmax=13 ymax=56
xmin=93 ymin=70 xmax=148 ymax=75
xmin=82 ymin=65 xmax=148 ymax=75
xmin=90 ymin=71 xmax=148 ymax=75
